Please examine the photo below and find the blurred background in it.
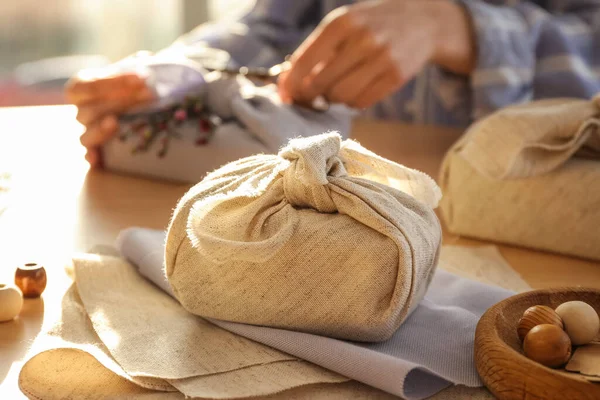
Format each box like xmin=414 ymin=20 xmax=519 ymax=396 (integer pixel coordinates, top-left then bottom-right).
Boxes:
xmin=0 ymin=0 xmax=250 ymax=107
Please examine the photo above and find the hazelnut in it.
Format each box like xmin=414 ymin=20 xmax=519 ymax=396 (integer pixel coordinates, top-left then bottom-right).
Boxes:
xmin=555 ymin=301 xmax=600 ymax=345
xmin=523 ymin=324 xmax=572 ymax=368
xmin=517 ymin=305 xmax=563 ymax=342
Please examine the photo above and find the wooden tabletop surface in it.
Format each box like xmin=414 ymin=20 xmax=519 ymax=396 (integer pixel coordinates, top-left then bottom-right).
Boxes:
xmin=0 ymin=105 xmax=598 ymax=398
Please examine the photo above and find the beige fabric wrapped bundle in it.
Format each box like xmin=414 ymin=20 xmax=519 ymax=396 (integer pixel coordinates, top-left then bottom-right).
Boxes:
xmin=165 ymin=132 xmax=442 ymax=342
xmin=440 ymin=96 xmax=600 ymax=260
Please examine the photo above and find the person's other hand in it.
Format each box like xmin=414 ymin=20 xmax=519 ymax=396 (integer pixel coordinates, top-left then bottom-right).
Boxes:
xmin=278 ymin=0 xmax=475 ymax=110
xmin=65 ymin=72 xmax=154 ymax=166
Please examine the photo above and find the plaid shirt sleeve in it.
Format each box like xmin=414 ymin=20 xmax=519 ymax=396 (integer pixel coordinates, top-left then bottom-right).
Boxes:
xmin=460 ymin=0 xmax=600 ymax=119
xmin=169 ymin=0 xmax=320 ymax=68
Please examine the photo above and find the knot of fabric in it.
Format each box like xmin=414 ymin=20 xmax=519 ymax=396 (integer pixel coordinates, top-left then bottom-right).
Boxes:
xmin=279 ymin=133 xmax=347 ymax=213
xmin=456 ymin=97 xmax=600 ymax=179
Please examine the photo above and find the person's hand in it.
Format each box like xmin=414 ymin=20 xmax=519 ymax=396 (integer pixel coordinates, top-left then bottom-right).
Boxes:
xmin=65 ymin=72 xmax=154 ymax=166
xmin=278 ymin=0 xmax=475 ymax=110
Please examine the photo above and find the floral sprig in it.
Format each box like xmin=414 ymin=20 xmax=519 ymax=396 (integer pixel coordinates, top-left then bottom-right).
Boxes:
xmin=119 ymin=95 xmax=222 ymax=158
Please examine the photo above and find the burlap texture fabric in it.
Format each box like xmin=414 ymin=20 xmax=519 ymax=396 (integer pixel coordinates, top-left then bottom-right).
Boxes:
xmin=166 ymin=133 xmax=442 ymax=342
xmin=440 ymin=96 xmax=600 ymax=260
xmin=439 ymin=246 xmax=531 ymax=293
xmin=19 ymin=342 xmax=397 ymax=400
xmin=19 ymin=254 xmax=350 ymax=399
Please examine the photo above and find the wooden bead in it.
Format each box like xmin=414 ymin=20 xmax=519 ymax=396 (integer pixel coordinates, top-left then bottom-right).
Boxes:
xmin=15 ymin=263 xmax=47 ymax=298
xmin=0 ymin=284 xmax=23 ymax=322
xmin=523 ymin=324 xmax=572 ymax=368
xmin=555 ymin=301 xmax=600 ymax=345
xmin=517 ymin=305 xmax=564 ymax=342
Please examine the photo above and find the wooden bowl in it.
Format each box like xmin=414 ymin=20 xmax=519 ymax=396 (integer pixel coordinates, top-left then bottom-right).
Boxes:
xmin=475 ymin=288 xmax=600 ymax=400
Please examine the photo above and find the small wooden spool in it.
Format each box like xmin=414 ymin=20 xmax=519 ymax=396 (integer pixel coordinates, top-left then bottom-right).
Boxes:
xmin=475 ymin=288 xmax=600 ymax=400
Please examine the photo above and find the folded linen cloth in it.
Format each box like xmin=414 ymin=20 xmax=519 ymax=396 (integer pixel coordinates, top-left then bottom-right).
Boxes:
xmin=20 ymin=254 xmax=357 ymax=400
xmin=165 ymin=132 xmax=442 ymax=342
xmin=103 ymin=72 xmax=354 ymax=183
xmin=438 ymin=245 xmax=531 ymax=293
xmin=117 ymin=227 xmax=527 ymax=399
xmin=440 ymin=96 xmax=600 ymax=260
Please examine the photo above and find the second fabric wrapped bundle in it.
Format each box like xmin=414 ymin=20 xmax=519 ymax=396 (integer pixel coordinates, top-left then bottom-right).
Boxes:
xmin=165 ymin=133 xmax=442 ymax=342
xmin=440 ymin=96 xmax=600 ymax=261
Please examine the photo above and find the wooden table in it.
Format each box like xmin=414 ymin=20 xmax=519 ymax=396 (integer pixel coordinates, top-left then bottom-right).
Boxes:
xmin=0 ymin=105 xmax=598 ymax=398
